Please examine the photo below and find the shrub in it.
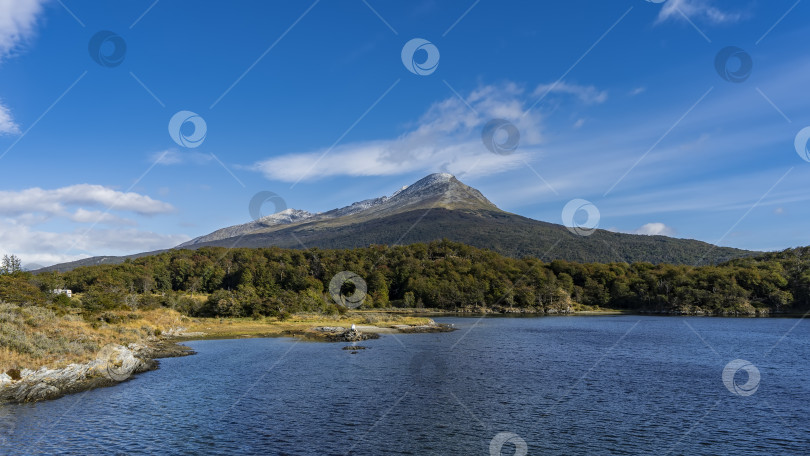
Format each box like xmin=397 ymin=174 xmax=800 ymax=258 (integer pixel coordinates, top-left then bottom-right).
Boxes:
xmin=52 ymin=293 xmax=72 ymax=307
xmin=0 ymin=276 xmax=46 ymax=306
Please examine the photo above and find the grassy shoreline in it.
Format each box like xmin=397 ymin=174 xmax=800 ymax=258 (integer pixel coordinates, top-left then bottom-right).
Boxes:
xmin=3 ymin=304 xmax=801 ymax=375
xmin=0 ymin=306 xmax=436 ymax=373
xmin=0 ymin=304 xmax=185 ymax=373
xmin=173 ymin=312 xmax=437 ymax=341
xmin=4 ymin=305 xmax=806 ymax=404
xmin=1 ymin=307 xmax=448 ymax=403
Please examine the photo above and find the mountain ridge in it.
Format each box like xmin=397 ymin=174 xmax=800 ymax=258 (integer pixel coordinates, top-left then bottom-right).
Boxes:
xmin=179 ymin=173 xmax=497 ymax=247
xmin=35 ymin=173 xmax=758 ymax=272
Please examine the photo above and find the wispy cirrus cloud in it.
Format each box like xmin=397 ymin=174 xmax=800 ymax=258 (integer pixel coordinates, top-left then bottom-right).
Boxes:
xmin=253 ymin=81 xmax=605 ymax=183
xmin=0 ymin=101 xmax=20 ymax=134
xmin=0 ymin=0 xmax=48 ymax=136
xmin=533 ymin=81 xmax=607 ymax=104
xmin=0 ymin=0 xmax=45 ymax=60
xmin=657 ymin=0 xmax=742 ymax=25
xmin=628 ymin=87 xmax=646 ymax=97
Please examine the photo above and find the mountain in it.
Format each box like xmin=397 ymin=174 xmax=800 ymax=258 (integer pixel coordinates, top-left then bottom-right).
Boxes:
xmin=37 ymin=173 xmax=756 ymax=272
xmin=179 ymin=173 xmax=496 ymax=248
xmin=176 ymin=208 xmax=315 ymax=247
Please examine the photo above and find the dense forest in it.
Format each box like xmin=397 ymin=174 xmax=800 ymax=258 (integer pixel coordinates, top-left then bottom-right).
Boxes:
xmin=212 ymin=209 xmax=756 ymax=266
xmin=3 ymin=241 xmax=810 ymax=318
xmin=36 ymin=209 xmax=756 ymax=274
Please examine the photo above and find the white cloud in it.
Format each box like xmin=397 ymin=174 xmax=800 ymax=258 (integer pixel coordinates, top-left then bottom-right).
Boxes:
xmin=532 ymin=81 xmax=608 ymax=104
xmin=69 ymin=208 xmax=135 ymax=226
xmin=489 ymin=56 xmax=810 ymax=212
xmin=0 ymin=219 xmax=189 ymax=266
xmin=633 ymin=222 xmax=676 ymax=236
xmin=657 ymin=0 xmax=741 ymax=24
xmin=0 ymin=101 xmax=20 ymax=134
xmin=254 ymin=81 xmax=604 ymax=183
xmin=0 ymin=184 xmax=175 ymax=216
xmin=629 ymin=87 xmax=646 ymax=97
xmin=0 ymin=185 xmax=185 ymax=266
xmin=0 ymin=0 xmax=47 ymax=136
xmin=0 ymin=0 xmax=45 ymax=60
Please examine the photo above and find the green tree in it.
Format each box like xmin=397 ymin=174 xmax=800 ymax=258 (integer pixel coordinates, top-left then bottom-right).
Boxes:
xmin=1 ymin=254 xmax=23 ymax=275
xmin=403 ymin=291 xmax=416 ymax=307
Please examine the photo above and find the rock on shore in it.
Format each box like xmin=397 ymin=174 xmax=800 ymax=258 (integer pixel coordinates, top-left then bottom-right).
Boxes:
xmin=0 ymin=342 xmax=193 ymax=404
xmin=393 ymin=322 xmax=455 ymax=333
xmin=314 ymin=327 xmax=381 ymax=342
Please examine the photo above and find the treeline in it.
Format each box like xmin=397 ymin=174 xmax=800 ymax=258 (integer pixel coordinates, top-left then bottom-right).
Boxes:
xmin=4 ymin=241 xmax=810 ymax=318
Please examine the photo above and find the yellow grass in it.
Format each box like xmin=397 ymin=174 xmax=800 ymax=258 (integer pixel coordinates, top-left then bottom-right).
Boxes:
xmin=182 ymin=312 xmax=433 ymax=339
xmin=0 ymin=304 xmax=185 ymax=372
xmin=0 ymin=303 xmax=431 ymax=373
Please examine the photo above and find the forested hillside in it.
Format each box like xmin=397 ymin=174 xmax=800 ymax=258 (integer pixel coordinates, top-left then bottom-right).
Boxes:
xmin=137 ymin=209 xmax=758 ymax=267
xmin=6 ymin=241 xmax=810 ymax=318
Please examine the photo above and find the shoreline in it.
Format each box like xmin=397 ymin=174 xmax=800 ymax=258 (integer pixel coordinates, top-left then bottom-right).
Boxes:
xmin=366 ymin=308 xmax=806 ymax=318
xmin=2 ymin=308 xmax=804 ymax=406
xmin=0 ymin=319 xmax=453 ymax=406
xmin=0 ymin=340 xmax=194 ymax=405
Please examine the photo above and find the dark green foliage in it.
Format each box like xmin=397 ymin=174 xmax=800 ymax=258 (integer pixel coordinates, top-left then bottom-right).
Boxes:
xmin=188 ymin=209 xmax=755 ymax=265
xmin=8 ymin=241 xmax=810 ymax=317
xmin=52 ymin=293 xmax=72 ymax=307
xmin=81 ymin=277 xmax=127 ymax=313
xmin=0 ymin=275 xmax=46 ymax=306
xmin=1 ymin=255 xmax=23 ymax=275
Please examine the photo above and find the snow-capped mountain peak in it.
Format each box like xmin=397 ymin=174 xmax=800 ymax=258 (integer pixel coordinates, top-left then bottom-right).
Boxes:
xmin=179 ymin=173 xmax=497 ymax=247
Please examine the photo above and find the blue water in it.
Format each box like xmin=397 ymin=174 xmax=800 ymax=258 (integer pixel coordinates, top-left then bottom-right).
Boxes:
xmin=1 ymin=316 xmax=809 ymax=455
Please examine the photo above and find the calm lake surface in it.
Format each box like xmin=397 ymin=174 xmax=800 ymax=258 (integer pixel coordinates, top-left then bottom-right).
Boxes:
xmin=1 ymin=315 xmax=809 ymax=455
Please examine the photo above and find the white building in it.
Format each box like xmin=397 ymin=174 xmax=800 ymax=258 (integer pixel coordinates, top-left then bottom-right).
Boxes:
xmin=53 ymin=289 xmax=72 ymax=298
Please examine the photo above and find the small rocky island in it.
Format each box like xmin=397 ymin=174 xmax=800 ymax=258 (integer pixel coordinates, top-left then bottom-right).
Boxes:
xmin=314 ymin=326 xmax=380 ymax=342
xmin=311 ymin=319 xmax=455 ymax=341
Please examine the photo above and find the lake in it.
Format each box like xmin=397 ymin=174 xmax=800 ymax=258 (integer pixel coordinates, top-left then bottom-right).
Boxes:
xmin=1 ymin=315 xmax=809 ymax=455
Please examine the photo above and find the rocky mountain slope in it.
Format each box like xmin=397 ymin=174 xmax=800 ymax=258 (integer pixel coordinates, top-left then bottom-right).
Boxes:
xmin=179 ymin=173 xmax=496 ymax=247
xmin=36 ymin=173 xmax=756 ymax=272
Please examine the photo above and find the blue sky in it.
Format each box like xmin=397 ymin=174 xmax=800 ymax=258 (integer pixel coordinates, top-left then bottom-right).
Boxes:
xmin=0 ymin=0 xmax=809 ymax=266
